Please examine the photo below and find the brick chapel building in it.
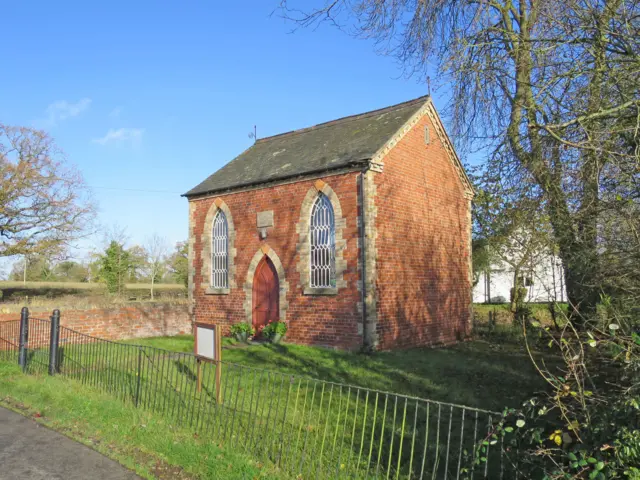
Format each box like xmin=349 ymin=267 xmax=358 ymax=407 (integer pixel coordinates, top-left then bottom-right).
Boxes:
xmin=184 ymin=96 xmax=474 ymax=350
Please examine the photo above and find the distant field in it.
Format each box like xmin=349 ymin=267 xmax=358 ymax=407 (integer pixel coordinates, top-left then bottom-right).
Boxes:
xmin=0 ymin=281 xmax=186 ymax=291
xmin=0 ymin=281 xmax=187 ymax=310
xmin=0 ymin=281 xmax=101 ymax=290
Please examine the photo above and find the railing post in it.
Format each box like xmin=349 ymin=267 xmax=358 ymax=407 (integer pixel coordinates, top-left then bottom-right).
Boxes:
xmin=18 ymin=307 xmax=29 ymax=370
xmin=134 ymin=347 xmax=142 ymax=407
xmin=48 ymin=309 xmax=61 ymax=375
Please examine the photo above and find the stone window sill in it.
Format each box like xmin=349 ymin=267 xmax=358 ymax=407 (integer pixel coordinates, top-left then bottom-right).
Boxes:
xmin=205 ymin=287 xmax=230 ymax=295
xmin=304 ymin=287 xmax=338 ymax=296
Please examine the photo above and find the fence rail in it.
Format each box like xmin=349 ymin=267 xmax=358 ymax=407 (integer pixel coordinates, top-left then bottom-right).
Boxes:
xmin=0 ymin=311 xmax=518 ymax=479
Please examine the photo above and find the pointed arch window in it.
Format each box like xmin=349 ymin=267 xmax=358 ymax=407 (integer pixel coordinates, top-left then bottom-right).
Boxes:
xmin=211 ymin=210 xmax=228 ymax=288
xmin=310 ymin=193 xmax=336 ymax=288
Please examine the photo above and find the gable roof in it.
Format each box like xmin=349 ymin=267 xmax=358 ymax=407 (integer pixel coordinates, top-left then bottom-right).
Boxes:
xmin=184 ymin=95 xmax=430 ymax=197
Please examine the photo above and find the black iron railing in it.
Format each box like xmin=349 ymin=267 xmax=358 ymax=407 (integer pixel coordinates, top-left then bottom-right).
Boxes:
xmin=0 ymin=310 xmax=519 ymax=479
xmin=0 ymin=319 xmax=20 ymax=362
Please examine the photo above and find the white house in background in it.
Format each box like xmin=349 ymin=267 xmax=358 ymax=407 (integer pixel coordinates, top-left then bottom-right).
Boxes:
xmin=473 ymin=252 xmax=567 ymax=304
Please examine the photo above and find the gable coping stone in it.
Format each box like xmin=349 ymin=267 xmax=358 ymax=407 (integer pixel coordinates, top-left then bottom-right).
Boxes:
xmin=370 ymin=98 xmax=474 ymax=198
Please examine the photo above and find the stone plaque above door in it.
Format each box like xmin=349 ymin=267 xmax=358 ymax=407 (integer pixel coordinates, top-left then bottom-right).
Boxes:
xmin=257 ymin=210 xmax=274 ymax=228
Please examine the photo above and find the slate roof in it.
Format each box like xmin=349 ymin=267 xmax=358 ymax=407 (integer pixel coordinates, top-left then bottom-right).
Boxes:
xmin=184 ymin=95 xmax=430 ymax=197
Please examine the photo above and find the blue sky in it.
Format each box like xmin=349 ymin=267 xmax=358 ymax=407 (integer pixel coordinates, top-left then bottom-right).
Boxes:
xmin=1 ymin=1 xmax=445 ymax=265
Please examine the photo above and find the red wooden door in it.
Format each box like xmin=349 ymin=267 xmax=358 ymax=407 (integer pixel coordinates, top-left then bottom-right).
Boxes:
xmin=252 ymin=256 xmax=279 ymax=332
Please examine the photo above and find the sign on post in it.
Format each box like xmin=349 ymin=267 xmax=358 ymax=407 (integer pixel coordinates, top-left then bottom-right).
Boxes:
xmin=194 ymin=323 xmax=222 ymax=403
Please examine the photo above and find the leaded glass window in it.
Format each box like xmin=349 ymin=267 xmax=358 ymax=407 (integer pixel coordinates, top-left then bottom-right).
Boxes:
xmin=310 ymin=193 xmax=336 ymax=288
xmin=211 ymin=210 xmax=228 ymax=288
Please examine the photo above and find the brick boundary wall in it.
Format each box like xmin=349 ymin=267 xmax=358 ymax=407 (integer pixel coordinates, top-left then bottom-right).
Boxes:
xmin=0 ymin=304 xmax=191 ymax=341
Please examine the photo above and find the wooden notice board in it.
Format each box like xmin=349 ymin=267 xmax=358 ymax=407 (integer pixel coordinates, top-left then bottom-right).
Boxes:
xmin=194 ymin=323 xmax=222 ymax=402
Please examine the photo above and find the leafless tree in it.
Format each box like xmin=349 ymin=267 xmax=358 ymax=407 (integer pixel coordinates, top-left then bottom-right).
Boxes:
xmin=98 ymin=224 xmax=129 ymax=250
xmin=144 ymin=233 xmax=169 ymax=300
xmin=474 ymin=192 xmax=554 ymax=310
xmin=0 ymin=124 xmax=95 ymax=259
xmin=280 ymin=0 xmax=640 ymax=318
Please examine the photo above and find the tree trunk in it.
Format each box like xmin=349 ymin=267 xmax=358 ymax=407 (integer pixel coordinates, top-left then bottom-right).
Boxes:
xmin=510 ymin=268 xmax=521 ymax=312
xmin=552 ymin=11 xmax=607 ymax=324
xmin=560 ymin=238 xmax=600 ymax=322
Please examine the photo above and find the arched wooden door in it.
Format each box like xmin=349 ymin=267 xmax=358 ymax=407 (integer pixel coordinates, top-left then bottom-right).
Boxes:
xmin=252 ymin=256 xmax=279 ymax=332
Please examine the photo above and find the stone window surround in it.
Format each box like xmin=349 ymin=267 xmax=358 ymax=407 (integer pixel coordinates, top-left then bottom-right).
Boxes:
xmin=201 ymin=198 xmax=237 ymax=295
xmin=296 ymin=179 xmax=347 ymax=295
xmin=358 ymin=171 xmax=379 ymax=348
xmin=243 ymin=245 xmax=290 ymax=323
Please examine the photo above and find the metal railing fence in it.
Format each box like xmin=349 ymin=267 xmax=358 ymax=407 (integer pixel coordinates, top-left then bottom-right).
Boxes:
xmin=0 ymin=317 xmax=51 ymax=372
xmin=0 ymin=311 xmax=519 ymax=479
xmin=0 ymin=320 xmax=20 ymax=362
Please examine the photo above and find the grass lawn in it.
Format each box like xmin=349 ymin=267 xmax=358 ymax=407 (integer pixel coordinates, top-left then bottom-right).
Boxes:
xmin=473 ymin=302 xmax=568 ymax=326
xmin=0 ymin=362 xmax=278 ymax=480
xmin=129 ymin=334 xmax=548 ymax=412
xmin=0 ymin=329 xmax=550 ymax=478
xmin=118 ymin=333 xmax=546 ymax=477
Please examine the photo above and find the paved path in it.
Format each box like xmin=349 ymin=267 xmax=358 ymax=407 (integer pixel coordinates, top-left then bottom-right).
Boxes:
xmin=0 ymin=407 xmax=140 ymax=480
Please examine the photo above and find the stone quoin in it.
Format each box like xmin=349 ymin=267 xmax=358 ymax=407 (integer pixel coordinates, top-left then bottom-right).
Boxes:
xmin=183 ymin=96 xmax=474 ymax=350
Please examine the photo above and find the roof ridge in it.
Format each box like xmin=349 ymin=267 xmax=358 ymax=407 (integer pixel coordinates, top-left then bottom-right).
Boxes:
xmin=255 ymin=95 xmax=430 ymax=144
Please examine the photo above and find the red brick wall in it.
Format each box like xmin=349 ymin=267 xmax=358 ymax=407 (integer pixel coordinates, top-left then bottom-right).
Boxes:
xmin=374 ymin=113 xmax=472 ymax=349
xmin=0 ymin=304 xmax=190 ymax=340
xmin=190 ymin=172 xmax=363 ymax=349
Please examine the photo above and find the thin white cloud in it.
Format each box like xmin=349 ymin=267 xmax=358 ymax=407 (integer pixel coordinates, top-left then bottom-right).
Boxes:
xmin=109 ymin=106 xmax=123 ymax=118
xmin=92 ymin=128 xmax=144 ymax=146
xmin=44 ymin=98 xmax=92 ymax=125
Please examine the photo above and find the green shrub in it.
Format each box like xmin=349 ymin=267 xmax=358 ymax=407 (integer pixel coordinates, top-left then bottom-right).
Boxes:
xmin=229 ymin=322 xmax=255 ymax=337
xmin=514 ymin=305 xmax=533 ymax=324
xmin=469 ymin=298 xmax=640 ymax=479
xmin=261 ymin=321 xmax=287 ymax=338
